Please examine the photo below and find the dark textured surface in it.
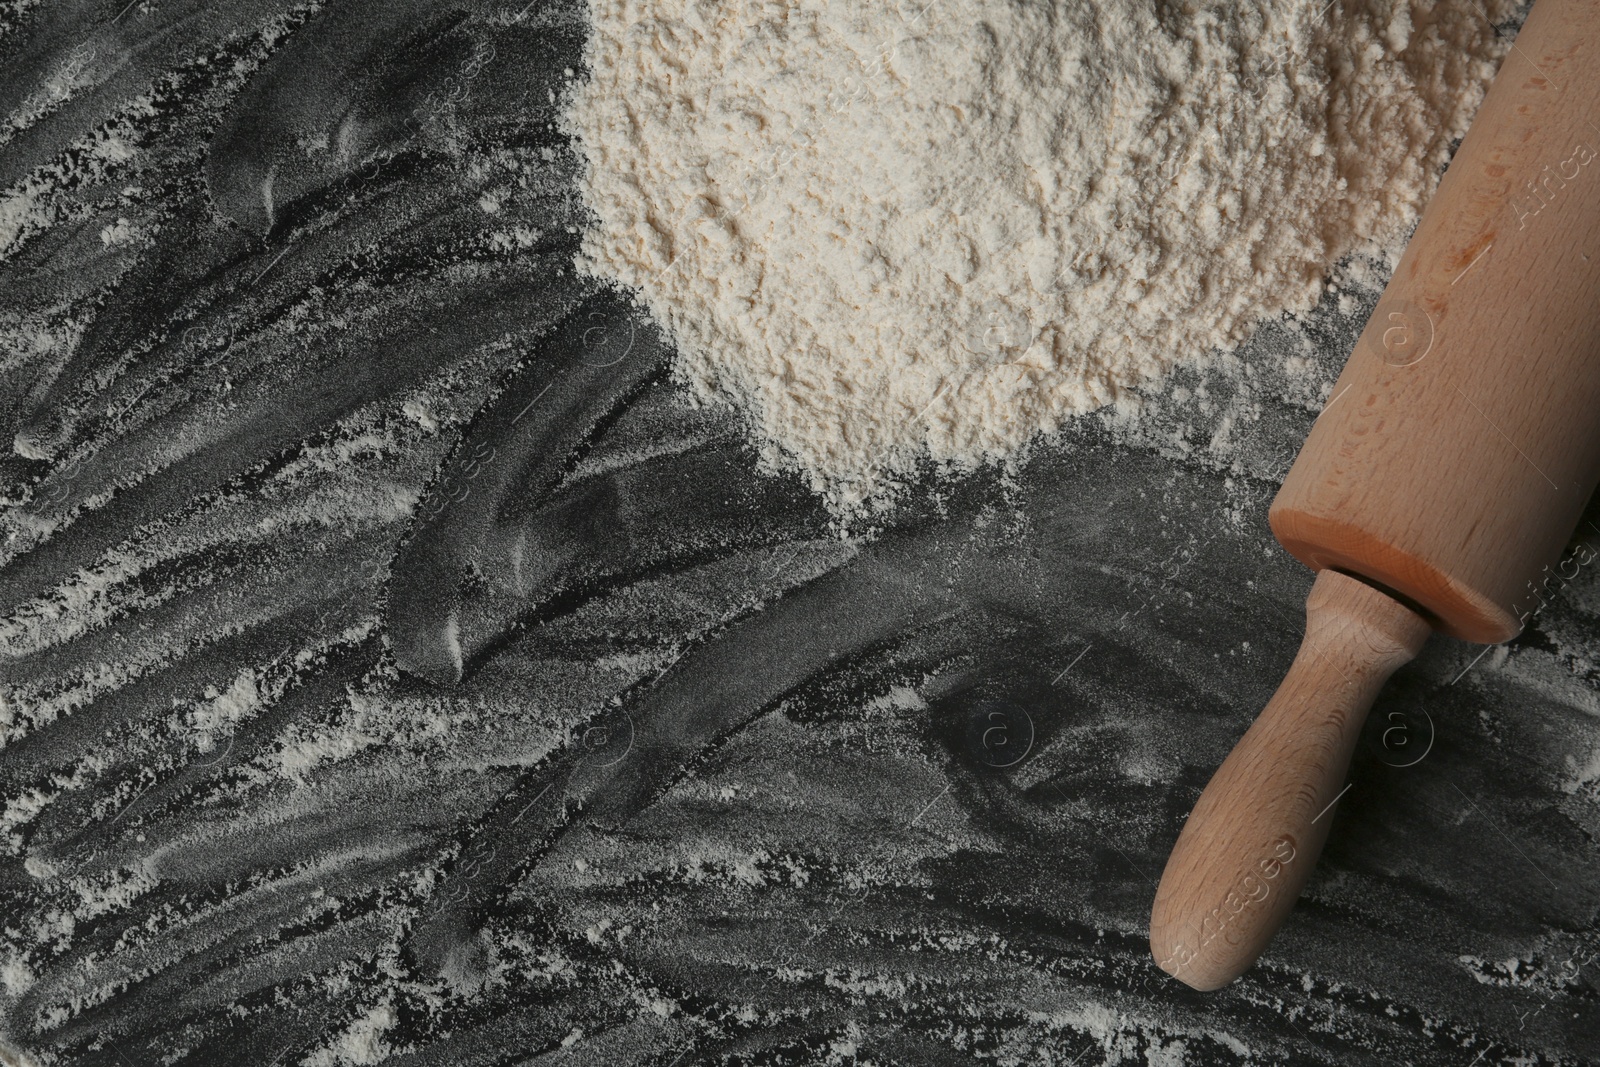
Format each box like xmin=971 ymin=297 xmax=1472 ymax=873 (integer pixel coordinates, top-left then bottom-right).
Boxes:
xmin=2 ymin=3 xmax=1598 ymax=1065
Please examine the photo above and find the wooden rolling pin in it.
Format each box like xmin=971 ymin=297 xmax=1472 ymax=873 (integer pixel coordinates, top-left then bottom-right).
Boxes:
xmin=1150 ymin=0 xmax=1600 ymax=991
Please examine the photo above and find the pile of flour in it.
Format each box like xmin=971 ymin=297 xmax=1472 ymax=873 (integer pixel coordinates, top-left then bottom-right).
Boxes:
xmin=565 ymin=0 xmax=1514 ymax=514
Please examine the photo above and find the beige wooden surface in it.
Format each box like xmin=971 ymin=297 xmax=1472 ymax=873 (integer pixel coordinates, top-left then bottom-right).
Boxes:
xmin=1154 ymin=0 xmax=1600 ymax=989
xmin=1272 ymin=0 xmax=1600 ymax=642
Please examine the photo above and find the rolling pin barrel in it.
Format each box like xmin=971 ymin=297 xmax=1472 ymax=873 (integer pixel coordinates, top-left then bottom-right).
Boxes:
xmin=1152 ymin=0 xmax=1600 ymax=990
xmin=1271 ymin=0 xmax=1600 ymax=641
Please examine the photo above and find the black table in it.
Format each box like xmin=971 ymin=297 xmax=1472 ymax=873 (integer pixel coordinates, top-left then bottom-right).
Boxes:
xmin=1 ymin=3 xmax=1595 ymax=1064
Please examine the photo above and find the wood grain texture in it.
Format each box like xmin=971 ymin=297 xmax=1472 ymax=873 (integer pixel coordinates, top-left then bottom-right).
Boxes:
xmin=1150 ymin=570 xmax=1433 ymax=990
xmin=1271 ymin=0 xmax=1600 ymax=642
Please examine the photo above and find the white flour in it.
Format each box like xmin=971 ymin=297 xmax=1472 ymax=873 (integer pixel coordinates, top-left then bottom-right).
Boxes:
xmin=567 ymin=0 xmax=1512 ymax=515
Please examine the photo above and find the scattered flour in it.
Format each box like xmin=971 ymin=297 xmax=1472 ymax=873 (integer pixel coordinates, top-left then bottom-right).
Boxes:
xmin=566 ymin=0 xmax=1514 ymax=513
xmin=303 ymin=1003 xmax=397 ymax=1067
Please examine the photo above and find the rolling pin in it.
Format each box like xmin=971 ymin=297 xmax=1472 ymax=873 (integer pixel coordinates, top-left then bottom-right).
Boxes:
xmin=1149 ymin=0 xmax=1600 ymax=991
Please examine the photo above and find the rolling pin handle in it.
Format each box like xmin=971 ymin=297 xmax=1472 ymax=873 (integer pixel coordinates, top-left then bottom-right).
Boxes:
xmin=1148 ymin=569 xmax=1432 ymax=990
